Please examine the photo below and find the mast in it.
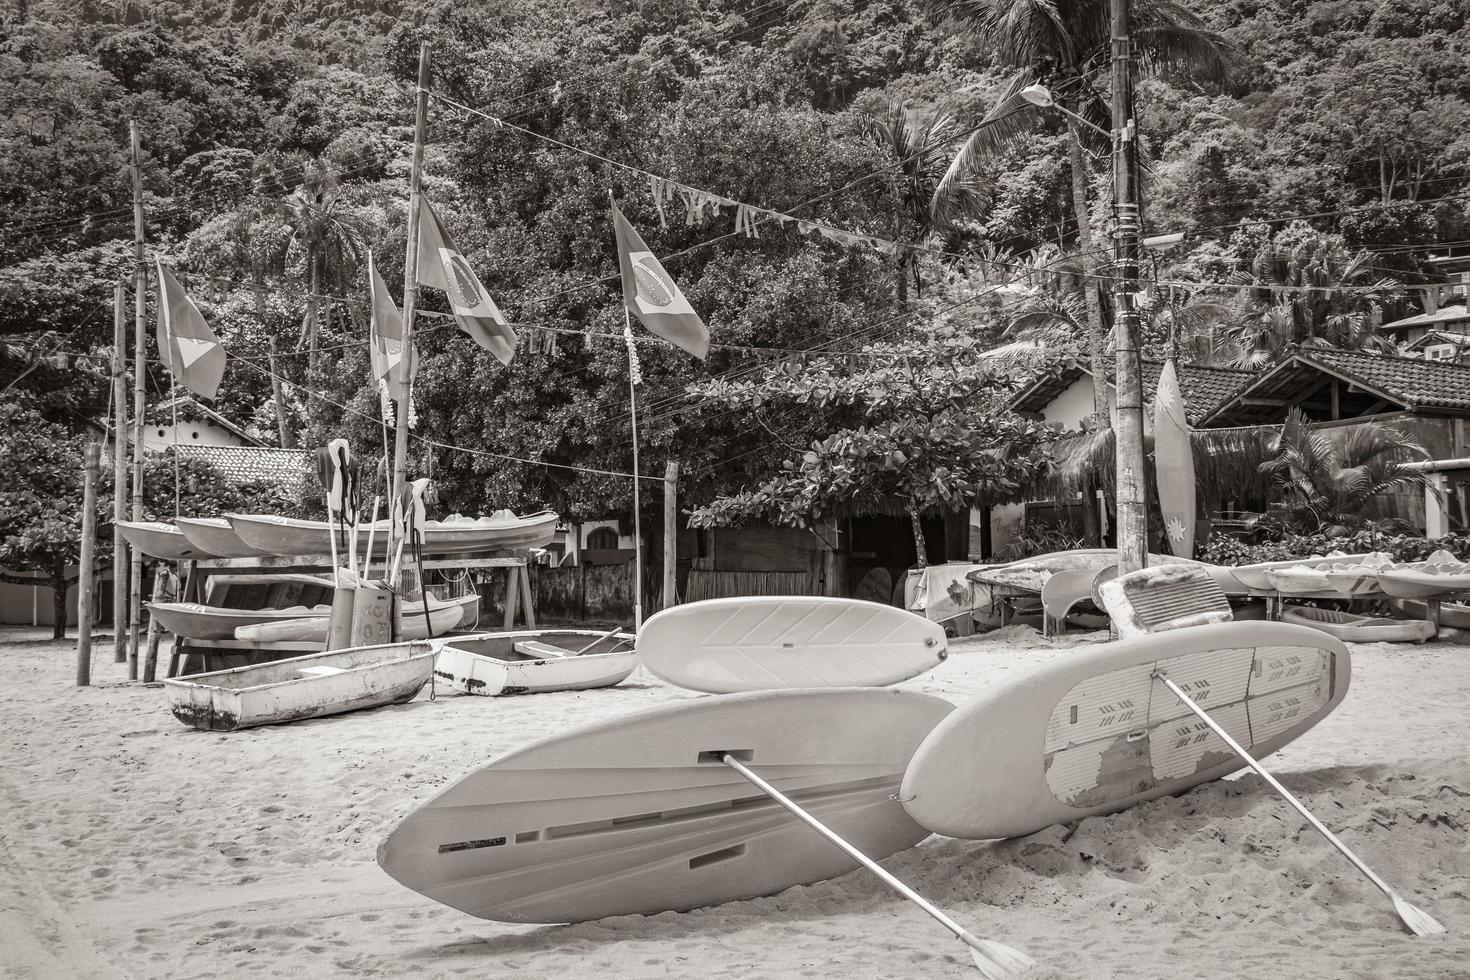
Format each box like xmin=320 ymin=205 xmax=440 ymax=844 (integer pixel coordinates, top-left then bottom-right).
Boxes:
xmin=110 ymin=282 xmax=128 ymax=664
xmin=127 ymin=120 xmax=147 ymax=676
xmin=392 ymin=43 xmax=431 ymax=531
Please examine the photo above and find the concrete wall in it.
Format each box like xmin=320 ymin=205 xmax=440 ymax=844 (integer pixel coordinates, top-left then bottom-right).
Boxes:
xmin=141 ymin=420 xmax=243 ymax=452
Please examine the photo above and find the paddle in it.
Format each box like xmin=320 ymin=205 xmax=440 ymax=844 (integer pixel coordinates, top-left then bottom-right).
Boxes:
xmin=720 ymin=754 xmax=1036 ymax=978
xmin=315 ymin=446 xmax=342 ymax=574
xmin=361 ymin=458 xmax=389 ymax=582
xmin=574 ymin=624 xmax=627 ymax=655
xmin=1152 ymin=671 xmax=1446 ymax=937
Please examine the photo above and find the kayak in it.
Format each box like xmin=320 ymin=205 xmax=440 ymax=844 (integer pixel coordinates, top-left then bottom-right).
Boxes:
xmin=226 ymin=510 xmax=559 ymax=558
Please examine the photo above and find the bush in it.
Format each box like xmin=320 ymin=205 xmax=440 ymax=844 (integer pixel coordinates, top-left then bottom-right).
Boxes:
xmin=1200 ymin=530 xmax=1470 ymax=566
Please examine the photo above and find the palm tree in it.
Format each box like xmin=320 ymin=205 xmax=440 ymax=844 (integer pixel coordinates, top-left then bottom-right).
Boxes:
xmin=927 ymin=0 xmax=1232 ymax=419
xmin=1221 ymin=240 xmax=1399 ymax=368
xmin=861 ymin=100 xmax=977 ymax=302
xmin=1260 ymin=408 xmax=1428 ymax=532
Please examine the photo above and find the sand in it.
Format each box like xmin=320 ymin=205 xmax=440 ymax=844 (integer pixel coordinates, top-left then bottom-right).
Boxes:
xmin=1 ymin=623 xmax=1467 ymax=979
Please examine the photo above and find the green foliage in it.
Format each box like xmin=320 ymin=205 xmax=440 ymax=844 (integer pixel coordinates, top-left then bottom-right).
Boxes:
xmin=1200 ymin=530 xmax=1470 ymax=566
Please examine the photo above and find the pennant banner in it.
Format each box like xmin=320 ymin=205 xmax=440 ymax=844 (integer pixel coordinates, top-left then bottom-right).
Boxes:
xmin=611 ymin=200 xmax=709 ymax=360
xmin=155 ymin=258 xmax=227 ymax=400
xmin=416 ymin=198 xmax=517 ymax=366
xmin=368 ymin=251 xmax=417 ymax=423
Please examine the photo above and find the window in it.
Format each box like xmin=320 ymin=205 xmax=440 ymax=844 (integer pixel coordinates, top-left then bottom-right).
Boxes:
xmin=586 ymin=527 xmax=619 ymax=549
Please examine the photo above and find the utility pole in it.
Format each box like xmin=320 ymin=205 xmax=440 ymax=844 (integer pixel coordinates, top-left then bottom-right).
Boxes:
xmin=662 ymin=461 xmax=678 ymax=611
xmin=110 ymin=281 xmax=128 ymax=663
xmin=1110 ymin=0 xmax=1148 ymax=574
xmin=127 ymin=120 xmax=148 ymax=677
xmin=392 ymin=44 xmax=431 ymax=527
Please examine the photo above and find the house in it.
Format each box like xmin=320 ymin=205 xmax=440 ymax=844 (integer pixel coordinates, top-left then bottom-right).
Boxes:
xmin=1401 ymin=330 xmax=1470 ymax=366
xmin=144 ymin=396 xmax=262 ymax=452
xmin=1378 ymin=304 xmax=1470 ymax=348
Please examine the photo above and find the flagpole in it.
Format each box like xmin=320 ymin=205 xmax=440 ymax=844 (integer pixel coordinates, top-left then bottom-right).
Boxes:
xmin=391 ymin=42 xmax=431 ymax=575
xmin=127 ymin=119 xmax=147 ymax=677
xmin=625 ymin=310 xmax=644 ymax=630
xmin=110 ymin=281 xmax=128 ymax=666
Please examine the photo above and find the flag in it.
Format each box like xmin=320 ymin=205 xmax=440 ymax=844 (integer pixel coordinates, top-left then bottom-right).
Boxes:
xmin=368 ymin=252 xmax=416 ymax=420
xmin=611 ymin=200 xmax=709 ymax=359
xmin=155 ymin=258 xmax=226 ymax=400
xmin=415 ymin=198 xmax=516 ymax=365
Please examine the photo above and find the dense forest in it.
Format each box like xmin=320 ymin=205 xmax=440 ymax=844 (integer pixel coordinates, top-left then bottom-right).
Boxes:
xmin=2 ymin=0 xmax=1468 ymax=533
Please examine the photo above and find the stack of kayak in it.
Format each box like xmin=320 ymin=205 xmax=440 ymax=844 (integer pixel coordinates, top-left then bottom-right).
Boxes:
xmin=1262 ymin=550 xmax=1470 ymax=643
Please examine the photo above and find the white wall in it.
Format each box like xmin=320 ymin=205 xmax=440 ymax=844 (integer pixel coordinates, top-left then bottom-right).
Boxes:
xmin=141 ymin=420 xmax=243 ymax=452
xmin=1042 ymin=375 xmax=1156 ymax=435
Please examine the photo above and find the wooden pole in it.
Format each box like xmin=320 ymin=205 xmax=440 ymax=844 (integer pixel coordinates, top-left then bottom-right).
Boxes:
xmin=626 ymin=311 xmax=643 ymax=629
xmin=76 ymin=441 xmax=100 ymax=687
xmin=662 ymin=461 xmax=678 ymax=611
xmin=142 ymin=565 xmax=173 ymax=684
xmin=1110 ymin=0 xmax=1147 ymax=575
xmin=127 ymin=119 xmax=147 ymax=678
xmin=391 ymin=42 xmax=431 ymax=548
xmin=267 ymin=337 xmax=293 ymax=448
xmin=110 ymin=281 xmax=128 ymax=663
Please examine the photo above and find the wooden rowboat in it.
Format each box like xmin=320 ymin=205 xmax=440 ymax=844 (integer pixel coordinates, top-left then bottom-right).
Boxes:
xmin=173 ymin=517 xmax=270 ymax=558
xmin=225 ymin=510 xmax=558 ymax=558
xmin=162 ymin=641 xmax=435 ymax=731
xmin=116 ymin=520 xmax=218 ymax=560
xmin=432 ymin=629 xmax=638 ymax=696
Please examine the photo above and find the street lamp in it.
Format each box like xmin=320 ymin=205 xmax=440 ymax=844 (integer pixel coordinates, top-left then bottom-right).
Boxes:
xmin=1018 ymin=84 xmax=1111 ymax=138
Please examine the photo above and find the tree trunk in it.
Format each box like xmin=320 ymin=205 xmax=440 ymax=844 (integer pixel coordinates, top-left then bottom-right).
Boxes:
xmin=267 ymin=338 xmax=296 ymax=448
xmin=306 ymin=250 xmax=321 ymax=371
xmin=51 ymin=559 xmax=68 ymax=641
xmin=908 ymin=508 xmax=928 ymax=568
xmin=1067 ymin=117 xmax=1111 ymax=424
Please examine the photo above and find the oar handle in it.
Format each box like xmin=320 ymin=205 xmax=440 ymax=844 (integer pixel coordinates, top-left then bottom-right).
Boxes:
xmin=1153 ymin=672 xmax=1395 ymax=899
xmin=720 ymin=754 xmax=969 ymax=943
xmin=574 ymin=624 xmax=627 ymax=655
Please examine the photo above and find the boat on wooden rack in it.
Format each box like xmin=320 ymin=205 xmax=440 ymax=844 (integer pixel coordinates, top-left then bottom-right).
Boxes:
xmin=225 ymin=510 xmax=558 ymax=557
xmin=116 ymin=520 xmax=218 ymax=561
xmin=233 ymin=592 xmax=481 ymax=643
xmin=163 ymin=641 xmax=436 ymax=731
xmin=1227 ymin=554 xmax=1371 ymax=592
xmin=1376 ymin=550 xmax=1470 ymax=599
xmin=173 ymin=517 xmax=271 ymax=558
xmin=431 ymin=629 xmax=638 ymax=696
xmin=147 ymin=601 xmax=333 ymax=640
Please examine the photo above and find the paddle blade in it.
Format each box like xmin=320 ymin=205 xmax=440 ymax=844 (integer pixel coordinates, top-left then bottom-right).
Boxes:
xmin=965 ymin=938 xmax=1036 ymax=978
xmin=1395 ymin=896 xmax=1447 ymax=937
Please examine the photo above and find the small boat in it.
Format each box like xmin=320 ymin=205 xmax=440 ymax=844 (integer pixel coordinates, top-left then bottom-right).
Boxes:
xmin=163 ymin=641 xmax=435 ymax=731
xmin=1391 ymin=598 xmax=1470 ymax=629
xmin=233 ymin=592 xmax=479 ymax=643
xmin=204 ymin=573 xmax=336 ymax=609
xmin=1228 ymin=554 xmax=1367 ymax=592
xmin=226 ymin=510 xmax=558 ymax=558
xmin=173 ymin=517 xmax=270 ymax=558
xmin=970 ymin=550 xmax=1198 ymax=594
xmin=432 ymin=629 xmax=638 ymax=696
xmin=116 ymin=520 xmax=218 ymax=560
xmin=1281 ymin=604 xmax=1435 ymax=643
xmin=1265 ymin=565 xmax=1334 ymax=595
xmin=146 ymin=601 xmax=333 ymax=640
xmin=1376 ymin=550 xmax=1470 ymax=599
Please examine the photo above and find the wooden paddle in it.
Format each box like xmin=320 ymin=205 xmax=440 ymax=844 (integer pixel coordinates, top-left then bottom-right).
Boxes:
xmin=574 ymin=624 xmax=627 ymax=655
xmin=1153 ymin=671 xmax=1446 ymax=937
xmin=720 ymin=754 xmax=1036 ymax=978
xmin=361 ymin=458 xmax=388 ymax=581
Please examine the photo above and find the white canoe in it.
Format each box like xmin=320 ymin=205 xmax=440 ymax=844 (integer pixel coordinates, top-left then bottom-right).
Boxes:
xmin=1265 ymin=565 xmax=1334 ymax=595
xmin=432 ymin=629 xmax=637 ymax=696
xmin=376 ymin=688 xmax=952 ymax=923
xmin=1228 ymin=554 xmax=1368 ymax=592
xmin=970 ymin=550 xmax=1207 ymax=594
xmin=900 ymin=620 xmax=1349 ymax=840
xmin=234 ymin=592 xmax=477 ymax=643
xmin=637 ymin=596 xmax=947 ymax=694
xmin=1376 ymin=551 xmax=1470 ymax=598
xmin=225 ymin=510 xmax=558 ymax=558
xmin=147 ymin=601 xmax=332 ymax=640
xmin=1280 ymin=605 xmax=1434 ymax=643
xmin=163 ymin=641 xmax=435 ymax=731
xmin=173 ymin=517 xmax=270 ymax=558
xmin=116 ymin=520 xmax=218 ymax=560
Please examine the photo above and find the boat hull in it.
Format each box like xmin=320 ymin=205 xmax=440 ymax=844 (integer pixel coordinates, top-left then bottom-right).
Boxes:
xmin=432 ymin=630 xmax=638 ymax=696
xmin=173 ymin=517 xmax=270 ymax=558
xmin=116 ymin=520 xmax=217 ymax=560
xmin=226 ymin=511 xmax=558 ymax=558
xmin=163 ymin=642 xmax=435 ymax=731
xmin=234 ymin=593 xmax=477 ymax=643
xmin=147 ymin=601 xmax=332 ymax=640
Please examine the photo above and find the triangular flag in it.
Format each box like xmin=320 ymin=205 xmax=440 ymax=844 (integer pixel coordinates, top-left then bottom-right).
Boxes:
xmin=368 ymin=251 xmax=416 ymax=414
xmin=155 ymin=258 xmax=226 ymax=399
xmin=415 ymin=198 xmax=516 ymax=365
xmin=611 ymin=199 xmax=709 ymax=359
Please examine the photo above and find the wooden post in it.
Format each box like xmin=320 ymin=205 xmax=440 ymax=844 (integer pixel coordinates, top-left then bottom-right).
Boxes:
xmin=76 ymin=441 xmax=100 ymax=687
xmin=110 ymin=281 xmax=129 ymax=663
xmin=662 ymin=461 xmax=678 ymax=611
xmin=141 ymin=564 xmax=173 ymax=683
xmin=391 ymin=43 xmax=431 ymax=546
xmin=127 ymin=119 xmax=147 ymax=678
xmin=267 ymin=337 xmax=294 ymax=448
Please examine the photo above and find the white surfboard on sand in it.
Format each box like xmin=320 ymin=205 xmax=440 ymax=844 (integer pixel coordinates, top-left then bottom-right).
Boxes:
xmin=376 ymin=687 xmax=952 ymax=923
xmin=636 ymin=596 xmax=947 ymax=694
xmin=900 ymin=620 xmax=1350 ymax=840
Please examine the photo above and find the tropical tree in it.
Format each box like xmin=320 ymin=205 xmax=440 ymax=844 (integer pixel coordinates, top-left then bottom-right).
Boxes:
xmin=1258 ymin=408 xmax=1428 ymax=533
xmin=927 ymin=0 xmax=1232 ymax=418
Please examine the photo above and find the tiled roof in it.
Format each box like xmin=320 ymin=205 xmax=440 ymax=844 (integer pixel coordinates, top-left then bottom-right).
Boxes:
xmin=1011 ymin=357 xmax=1256 ymax=425
xmin=1302 ymin=349 xmax=1470 ymax=412
xmin=173 ymin=445 xmax=311 ymax=493
xmin=1402 ymin=330 xmax=1470 ymax=353
xmin=1380 ymin=304 xmax=1470 ymax=332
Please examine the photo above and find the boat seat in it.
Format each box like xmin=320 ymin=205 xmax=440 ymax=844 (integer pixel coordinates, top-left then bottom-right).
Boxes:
xmin=513 ymin=640 xmax=574 ymax=659
xmin=1098 ymin=564 xmax=1233 ymax=639
xmin=297 ymin=665 xmax=348 ymax=677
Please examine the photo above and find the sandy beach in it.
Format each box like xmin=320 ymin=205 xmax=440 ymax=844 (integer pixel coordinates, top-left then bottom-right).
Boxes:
xmin=2 ymin=624 xmax=1467 ymax=980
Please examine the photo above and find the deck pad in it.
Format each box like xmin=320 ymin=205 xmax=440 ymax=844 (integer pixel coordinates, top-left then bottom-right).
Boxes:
xmin=901 ymin=622 xmax=1350 ymax=840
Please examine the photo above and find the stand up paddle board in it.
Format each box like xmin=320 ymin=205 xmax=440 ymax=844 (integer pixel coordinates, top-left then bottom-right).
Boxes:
xmin=637 ymin=596 xmax=946 ymax=694
xmin=377 ymin=687 xmax=952 ymax=923
xmin=900 ymin=620 xmax=1349 ymax=840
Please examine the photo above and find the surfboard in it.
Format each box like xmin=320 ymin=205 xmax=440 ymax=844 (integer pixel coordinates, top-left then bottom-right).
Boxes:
xmin=1153 ymin=359 xmax=1196 ymax=559
xmin=899 ymin=620 xmax=1349 ymax=840
xmin=376 ymin=687 xmax=952 ymax=923
xmin=636 ymin=596 xmax=947 ymax=694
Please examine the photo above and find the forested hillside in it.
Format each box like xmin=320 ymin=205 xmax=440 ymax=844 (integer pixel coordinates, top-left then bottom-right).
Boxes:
xmin=3 ymin=0 xmax=1467 ymax=521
